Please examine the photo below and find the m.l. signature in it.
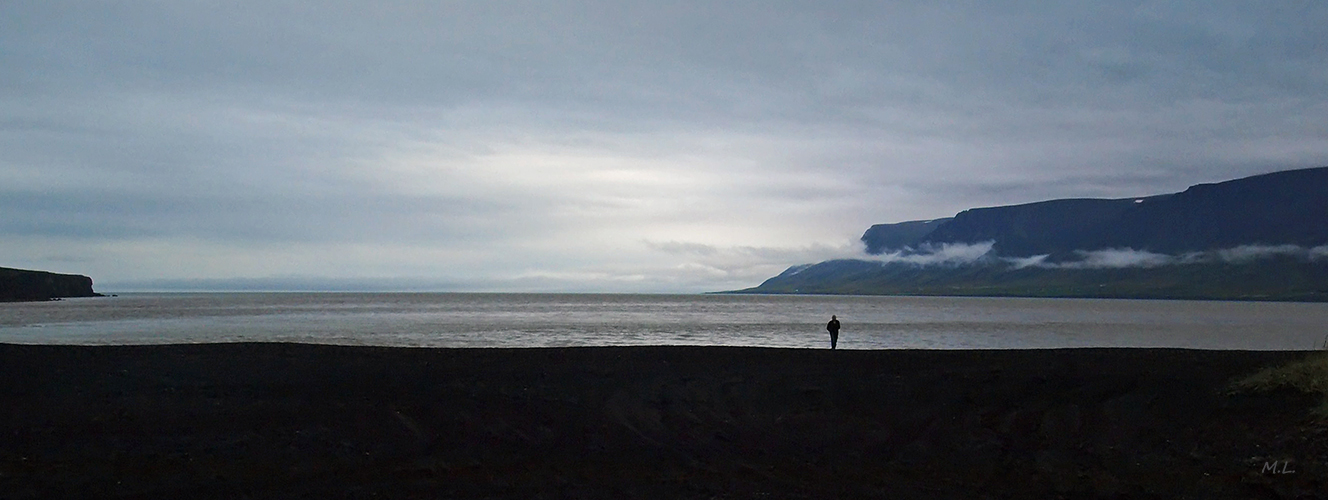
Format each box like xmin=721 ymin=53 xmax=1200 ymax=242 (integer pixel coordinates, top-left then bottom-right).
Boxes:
xmin=1261 ymin=460 xmax=1295 ymax=475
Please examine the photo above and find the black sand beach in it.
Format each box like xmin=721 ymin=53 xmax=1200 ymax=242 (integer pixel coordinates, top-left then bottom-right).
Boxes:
xmin=2 ymin=343 xmax=1325 ymax=499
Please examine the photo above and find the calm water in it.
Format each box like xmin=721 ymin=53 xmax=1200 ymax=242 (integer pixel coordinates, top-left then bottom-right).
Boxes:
xmin=2 ymin=293 xmax=1327 ymax=350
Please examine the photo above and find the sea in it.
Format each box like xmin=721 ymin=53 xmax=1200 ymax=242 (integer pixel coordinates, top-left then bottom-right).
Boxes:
xmin=2 ymin=293 xmax=1327 ymax=350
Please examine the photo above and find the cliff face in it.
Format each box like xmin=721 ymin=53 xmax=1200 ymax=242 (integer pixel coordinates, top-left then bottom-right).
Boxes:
xmin=860 ymin=218 xmax=953 ymax=254
xmin=0 ymin=267 xmax=100 ymax=302
xmin=863 ymin=166 xmax=1328 ymax=257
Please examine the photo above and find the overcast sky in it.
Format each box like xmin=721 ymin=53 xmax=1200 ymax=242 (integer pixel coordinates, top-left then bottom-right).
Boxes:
xmin=3 ymin=1 xmax=1326 ymax=292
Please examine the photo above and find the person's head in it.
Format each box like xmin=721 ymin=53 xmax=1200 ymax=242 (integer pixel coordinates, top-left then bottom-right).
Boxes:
xmin=831 ymin=315 xmax=837 ymax=320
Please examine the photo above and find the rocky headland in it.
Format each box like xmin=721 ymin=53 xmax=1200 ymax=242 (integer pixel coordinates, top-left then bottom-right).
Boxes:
xmin=0 ymin=267 xmax=100 ymax=302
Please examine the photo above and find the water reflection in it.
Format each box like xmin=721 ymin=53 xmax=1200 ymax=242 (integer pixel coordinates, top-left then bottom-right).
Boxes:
xmin=1 ymin=293 xmax=1326 ymax=350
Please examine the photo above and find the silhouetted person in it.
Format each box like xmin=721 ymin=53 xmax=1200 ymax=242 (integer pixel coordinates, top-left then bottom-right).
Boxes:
xmin=826 ymin=315 xmax=840 ymax=349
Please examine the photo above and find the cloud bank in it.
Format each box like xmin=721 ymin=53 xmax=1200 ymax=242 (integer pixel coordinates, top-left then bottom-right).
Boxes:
xmin=872 ymin=243 xmax=1328 ymax=270
xmin=3 ymin=1 xmax=1327 ymax=292
xmin=868 ymin=242 xmax=998 ymax=266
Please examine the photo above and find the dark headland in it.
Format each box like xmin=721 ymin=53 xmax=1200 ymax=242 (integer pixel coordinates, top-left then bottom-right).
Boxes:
xmin=0 ymin=267 xmax=100 ymax=302
xmin=3 ymin=343 xmax=1325 ymax=499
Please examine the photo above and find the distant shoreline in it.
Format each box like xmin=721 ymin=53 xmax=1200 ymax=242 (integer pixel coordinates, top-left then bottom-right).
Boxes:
xmin=3 ymin=343 xmax=1323 ymax=498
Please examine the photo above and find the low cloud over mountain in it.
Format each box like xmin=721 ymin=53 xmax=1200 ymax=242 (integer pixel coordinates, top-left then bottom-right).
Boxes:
xmin=740 ymin=167 xmax=1328 ymax=301
xmin=875 ymin=242 xmax=1328 ymax=270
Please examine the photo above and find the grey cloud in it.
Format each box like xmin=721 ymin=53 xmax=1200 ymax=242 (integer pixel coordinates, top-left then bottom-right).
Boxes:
xmin=643 ymin=239 xmax=863 ymax=286
xmin=3 ymin=1 xmax=1327 ymax=291
xmin=859 ymin=243 xmax=1328 ymax=272
xmin=1052 ymin=248 xmax=1177 ymax=269
xmin=869 ymin=242 xmax=997 ymax=266
xmin=1215 ymin=244 xmax=1328 ymax=263
xmin=0 ymin=188 xmax=519 ymax=244
xmin=1013 ymin=245 xmax=1328 ymax=270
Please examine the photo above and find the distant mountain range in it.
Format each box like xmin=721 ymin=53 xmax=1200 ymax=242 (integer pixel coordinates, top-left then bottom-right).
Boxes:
xmin=0 ymin=267 xmax=100 ymax=302
xmin=737 ymin=166 xmax=1328 ymax=301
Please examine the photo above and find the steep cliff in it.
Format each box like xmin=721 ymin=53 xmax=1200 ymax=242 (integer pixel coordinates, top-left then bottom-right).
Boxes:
xmin=0 ymin=267 xmax=100 ymax=302
xmin=863 ymin=166 xmax=1328 ymax=258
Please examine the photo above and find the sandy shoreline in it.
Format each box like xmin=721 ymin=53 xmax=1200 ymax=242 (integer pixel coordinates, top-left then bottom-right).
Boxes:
xmin=2 ymin=343 xmax=1325 ymax=499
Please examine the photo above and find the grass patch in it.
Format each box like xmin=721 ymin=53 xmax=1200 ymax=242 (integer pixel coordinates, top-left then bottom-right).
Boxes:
xmin=1229 ymin=351 xmax=1328 ymax=418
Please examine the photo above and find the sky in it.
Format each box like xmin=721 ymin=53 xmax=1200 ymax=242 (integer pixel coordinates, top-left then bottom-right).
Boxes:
xmin=3 ymin=1 xmax=1327 ymax=293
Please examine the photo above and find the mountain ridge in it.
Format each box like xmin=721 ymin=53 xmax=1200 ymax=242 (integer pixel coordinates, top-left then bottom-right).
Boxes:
xmin=738 ymin=166 xmax=1328 ymax=300
xmin=865 ymin=166 xmax=1328 ymax=258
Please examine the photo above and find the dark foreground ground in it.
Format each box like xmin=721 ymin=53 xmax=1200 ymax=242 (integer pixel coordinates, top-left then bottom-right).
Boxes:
xmin=1 ymin=344 xmax=1325 ymax=499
